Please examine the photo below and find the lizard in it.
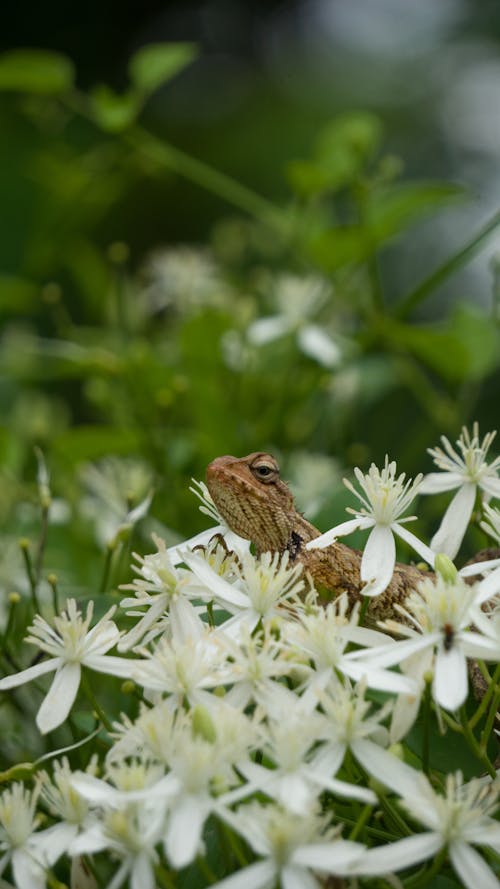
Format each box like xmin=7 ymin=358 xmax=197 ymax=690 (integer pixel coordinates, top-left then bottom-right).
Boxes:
xmin=205 ymin=451 xmax=431 ymax=621
xmin=205 ymin=450 xmax=500 ymax=747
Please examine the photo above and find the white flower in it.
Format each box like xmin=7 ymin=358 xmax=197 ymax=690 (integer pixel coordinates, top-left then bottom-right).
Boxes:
xmin=307 ymin=457 xmax=434 ymax=596
xmin=283 ymin=595 xmax=416 ymax=697
xmin=247 ymin=274 xmax=341 ymax=368
xmin=0 ymin=600 xmax=137 ymax=733
xmin=118 ymin=533 xmax=206 ymax=650
xmin=216 ymin=627 xmax=298 ymax=710
xmin=312 ymin=679 xmax=420 ymax=798
xmin=212 ymin=801 xmax=366 ymax=889
xmin=420 ymin=423 xmax=500 ymax=559
xmin=39 ymin=757 xmax=96 ymax=846
xmin=131 ymin=629 xmax=228 ymax=706
xmin=352 ymin=574 xmax=500 ymax=711
xmin=238 ymin=685 xmax=376 ymax=813
xmin=79 ymin=457 xmax=153 ymax=547
xmin=70 ymin=761 xmax=167 ymax=889
xmin=356 ymin=771 xmax=500 ymax=889
xmin=183 ymin=549 xmax=307 ymax=637
xmin=0 ymin=782 xmax=68 ymax=889
xmin=141 ymin=245 xmax=226 ymax=313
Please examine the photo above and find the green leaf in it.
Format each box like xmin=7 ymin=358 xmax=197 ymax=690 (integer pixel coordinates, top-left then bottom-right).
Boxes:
xmin=383 ymin=306 xmax=499 ymax=383
xmin=308 ymin=182 xmax=464 ymax=271
xmin=128 ymin=42 xmax=197 ymax=94
xmin=90 ymin=85 xmax=140 ymax=132
xmin=367 ymin=181 xmax=464 ymax=241
xmin=287 ymin=112 xmax=383 ymax=197
xmin=0 ymin=50 xmax=74 ymax=94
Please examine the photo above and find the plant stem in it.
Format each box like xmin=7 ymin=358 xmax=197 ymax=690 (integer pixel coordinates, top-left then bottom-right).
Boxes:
xmin=19 ymin=539 xmax=40 ymax=613
xmin=81 ymin=673 xmax=113 ymax=732
xmin=127 ymin=126 xmax=289 ymax=234
xmin=396 ymin=206 xmax=500 ymax=319
xmin=459 ymin=705 xmax=495 ymax=778
xmin=469 ymin=661 xmax=500 ymax=729
xmin=421 ymin=679 xmax=431 ymax=776
xmin=349 ymin=804 xmax=374 ymax=841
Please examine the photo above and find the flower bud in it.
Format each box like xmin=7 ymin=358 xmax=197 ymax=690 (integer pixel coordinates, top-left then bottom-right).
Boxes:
xmin=434 ymin=553 xmax=458 ymax=584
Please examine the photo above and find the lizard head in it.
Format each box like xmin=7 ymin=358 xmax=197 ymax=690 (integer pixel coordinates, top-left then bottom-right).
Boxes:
xmin=206 ymin=452 xmax=296 ymax=552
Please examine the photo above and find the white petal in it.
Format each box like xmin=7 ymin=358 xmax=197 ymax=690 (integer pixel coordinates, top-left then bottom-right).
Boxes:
xmin=352 ymin=832 xmax=442 ymax=875
xmin=292 ymin=839 xmax=366 ymax=872
xmin=433 ymin=645 xmax=468 ymax=710
xmin=342 ymin=660 xmax=417 ymax=694
xmin=306 ymin=518 xmax=371 ymax=550
xmin=350 ymin=633 xmax=439 ymax=668
xmin=360 ymin=525 xmax=395 ymax=596
xmin=182 ymin=553 xmax=250 ymax=608
xmin=209 ymin=860 xmax=277 ymax=889
xmin=476 ymin=564 xmax=500 ymax=604
xmin=419 ymin=472 xmax=464 ymax=494
xmin=0 ymin=657 xmax=59 ymax=690
xmin=297 ymin=325 xmax=341 ymax=368
xmin=479 ymin=475 xmax=500 ymax=498
xmin=460 ymin=557 xmax=500 ymax=577
xmin=449 ymin=841 xmax=500 ymax=889
xmin=351 ymin=738 xmax=422 ymax=798
xmin=282 ymin=864 xmax=321 ymax=889
xmin=11 ymin=849 xmax=47 ymax=889
xmin=247 ymin=315 xmax=291 ymax=345
xmin=37 ymin=662 xmax=81 ymax=733
xmin=393 ymin=523 xmax=435 ymax=567
xmin=169 ymin=596 xmax=205 ymax=643
xmin=166 ymin=795 xmax=208 ymax=868
xmin=316 ymin=775 xmax=376 ymax=804
xmin=131 ymin=853 xmax=155 ymax=889
xmin=85 ymin=654 xmax=144 ymax=679
xmin=430 ymin=483 xmax=476 ymax=559
xmin=461 ymin=633 xmax=500 ymax=660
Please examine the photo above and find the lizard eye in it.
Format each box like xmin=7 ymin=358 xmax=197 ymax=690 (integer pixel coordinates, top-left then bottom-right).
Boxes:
xmin=250 ymin=460 xmax=278 ymax=483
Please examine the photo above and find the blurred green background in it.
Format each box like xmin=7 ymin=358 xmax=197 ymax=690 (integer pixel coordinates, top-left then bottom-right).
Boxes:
xmin=2 ymin=0 xmax=500 ymax=601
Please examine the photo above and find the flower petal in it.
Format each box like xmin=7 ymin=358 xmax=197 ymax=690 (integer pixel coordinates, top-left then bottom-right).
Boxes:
xmin=351 ymin=738 xmax=422 ymax=798
xmin=306 ymin=518 xmax=371 ymax=550
xmin=433 ymin=644 xmax=468 ymax=711
xmin=430 ymin=482 xmax=476 ymax=559
xmin=292 ymin=839 xmax=365 ymax=872
xmin=166 ymin=795 xmax=208 ymax=869
xmin=247 ymin=315 xmax=291 ymax=345
xmin=352 ymin=832 xmax=442 ymax=875
xmin=419 ymin=472 xmax=464 ymax=494
xmin=37 ymin=662 xmax=81 ymax=734
xmin=342 ymin=660 xmax=417 ymax=694
xmin=449 ymin=841 xmax=500 ymax=889
xmin=360 ymin=525 xmax=395 ymax=596
xmin=282 ymin=864 xmax=321 ymax=889
xmin=0 ymin=657 xmax=59 ymax=690
xmin=182 ymin=552 xmax=250 ymax=608
xmin=393 ymin=523 xmax=435 ymax=567
xmin=297 ymin=325 xmax=341 ymax=368
xmin=209 ymin=860 xmax=277 ymax=889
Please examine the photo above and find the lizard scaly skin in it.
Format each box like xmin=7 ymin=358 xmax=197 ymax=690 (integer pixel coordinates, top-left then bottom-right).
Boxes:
xmin=206 ymin=451 xmax=429 ymax=621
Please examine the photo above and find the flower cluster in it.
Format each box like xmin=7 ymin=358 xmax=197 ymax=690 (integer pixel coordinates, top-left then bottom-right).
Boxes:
xmin=0 ymin=424 xmax=499 ymax=889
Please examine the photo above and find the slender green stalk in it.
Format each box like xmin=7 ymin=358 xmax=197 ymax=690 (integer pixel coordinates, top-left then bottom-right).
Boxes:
xmin=127 ymin=126 xmax=289 ymax=234
xmin=196 ymin=854 xmax=217 ymax=884
xmin=19 ymin=539 xmax=40 ymax=613
xmin=81 ymin=673 xmax=113 ymax=732
xmin=349 ymin=803 xmax=374 ymax=841
xmin=396 ymin=206 xmax=500 ymax=319
xmin=459 ymin=705 xmax=495 ymax=778
xmin=100 ymin=542 xmax=116 ymax=593
xmin=47 ymin=573 xmax=60 ymax=614
xmin=469 ymin=661 xmax=500 ymax=729
xmin=480 ymin=682 xmax=500 ymax=754
xmin=421 ymin=678 xmax=432 ymax=776
xmin=34 ymin=504 xmax=50 ymax=592
xmin=405 ymin=846 xmax=448 ymax=888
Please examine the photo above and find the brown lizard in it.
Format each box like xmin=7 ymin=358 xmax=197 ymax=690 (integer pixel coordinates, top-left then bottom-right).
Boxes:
xmin=206 ymin=451 xmax=430 ymax=621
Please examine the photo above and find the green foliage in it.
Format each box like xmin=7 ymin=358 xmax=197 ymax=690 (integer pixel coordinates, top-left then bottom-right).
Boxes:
xmin=128 ymin=42 xmax=198 ymax=94
xmin=0 ymin=49 xmax=74 ymax=94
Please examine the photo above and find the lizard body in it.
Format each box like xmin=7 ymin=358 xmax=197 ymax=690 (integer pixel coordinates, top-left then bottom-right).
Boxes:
xmin=206 ymin=451 xmax=427 ymax=620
